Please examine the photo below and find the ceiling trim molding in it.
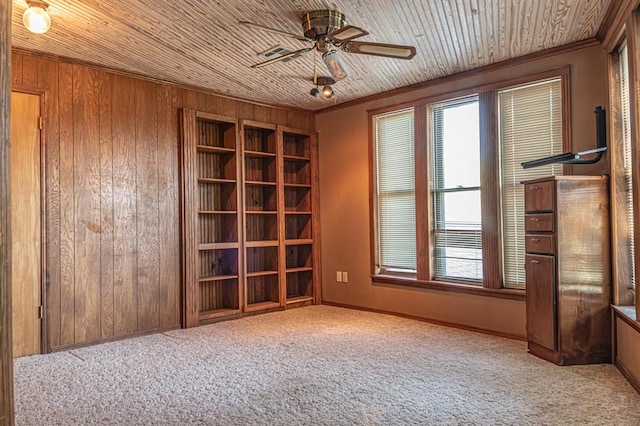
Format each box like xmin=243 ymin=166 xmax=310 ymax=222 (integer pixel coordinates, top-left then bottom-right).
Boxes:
xmin=597 ymin=0 xmax=640 ymax=51
xmin=11 ymin=47 xmax=315 ymax=115
xmin=315 ymin=38 xmax=600 ymax=115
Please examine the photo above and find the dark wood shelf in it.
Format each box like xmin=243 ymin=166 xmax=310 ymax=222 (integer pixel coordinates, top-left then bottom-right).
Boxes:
xmin=198 ymin=274 xmax=239 ymax=283
xmin=286 ymin=267 xmax=313 ymax=273
xmin=246 ymin=180 xmax=277 ymax=186
xmin=244 ymin=149 xmax=276 ymax=158
xmin=284 ymin=182 xmax=311 ymax=188
xmin=246 ymin=270 xmax=279 ymax=277
xmin=245 ymin=301 xmax=280 ymax=312
xmin=198 ymin=210 xmax=237 ymax=215
xmin=286 ymin=295 xmax=314 ymax=305
xmin=246 ymin=240 xmax=278 ymax=248
xmin=285 ymin=239 xmax=313 ymax=246
xmin=198 ymin=177 xmax=236 ymax=184
xmin=199 ymin=308 xmax=241 ymax=320
xmin=283 ymin=154 xmax=311 ymax=161
xmin=196 ymin=145 xmax=236 ymax=154
xmin=198 ymin=242 xmax=238 ymax=250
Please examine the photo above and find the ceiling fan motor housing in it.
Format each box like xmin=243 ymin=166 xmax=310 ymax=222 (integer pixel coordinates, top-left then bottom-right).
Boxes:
xmin=302 ymin=10 xmax=346 ymax=40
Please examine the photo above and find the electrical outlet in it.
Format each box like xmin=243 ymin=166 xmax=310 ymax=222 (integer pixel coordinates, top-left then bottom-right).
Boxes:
xmin=342 ymin=271 xmax=348 ymax=282
xmin=336 ymin=271 xmax=343 ymax=282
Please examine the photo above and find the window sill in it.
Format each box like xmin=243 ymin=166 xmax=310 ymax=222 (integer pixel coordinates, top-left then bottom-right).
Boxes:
xmin=612 ymin=305 xmax=640 ymax=333
xmin=372 ymin=274 xmax=526 ymax=301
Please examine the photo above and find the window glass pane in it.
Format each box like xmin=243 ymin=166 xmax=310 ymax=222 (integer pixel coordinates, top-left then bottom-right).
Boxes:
xmin=374 ymin=109 xmax=416 ymax=273
xmin=619 ymin=42 xmax=636 ymax=291
xmin=499 ymin=78 xmax=563 ymax=289
xmin=433 ymin=191 xmax=483 ymax=280
xmin=431 ymin=96 xmax=482 ymax=281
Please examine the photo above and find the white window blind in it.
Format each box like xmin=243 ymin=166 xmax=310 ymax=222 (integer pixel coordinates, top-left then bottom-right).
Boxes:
xmin=619 ymin=42 xmax=636 ymax=290
xmin=499 ymin=78 xmax=564 ymax=289
xmin=431 ymin=96 xmax=483 ymax=281
xmin=374 ymin=108 xmax=416 ymax=273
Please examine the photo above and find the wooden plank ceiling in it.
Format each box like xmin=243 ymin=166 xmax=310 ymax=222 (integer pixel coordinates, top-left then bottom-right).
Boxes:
xmin=11 ymin=0 xmax=611 ymax=111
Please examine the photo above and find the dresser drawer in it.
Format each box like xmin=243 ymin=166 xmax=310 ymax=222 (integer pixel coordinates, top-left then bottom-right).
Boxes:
xmin=525 ymin=213 xmax=554 ymax=232
xmin=525 ymin=234 xmax=555 ymax=255
xmin=524 ymin=181 xmax=555 ymax=212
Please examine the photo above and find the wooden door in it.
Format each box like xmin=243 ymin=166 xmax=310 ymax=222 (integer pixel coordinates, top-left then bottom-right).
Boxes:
xmin=11 ymin=92 xmax=41 ymax=357
xmin=525 ymin=254 xmax=556 ymax=352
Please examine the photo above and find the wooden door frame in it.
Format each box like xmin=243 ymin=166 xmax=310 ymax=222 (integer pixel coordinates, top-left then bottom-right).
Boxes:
xmin=10 ymin=86 xmax=48 ymax=355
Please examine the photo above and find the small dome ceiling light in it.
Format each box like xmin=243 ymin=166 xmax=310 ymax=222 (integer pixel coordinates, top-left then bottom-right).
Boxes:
xmin=23 ymin=1 xmax=51 ymax=34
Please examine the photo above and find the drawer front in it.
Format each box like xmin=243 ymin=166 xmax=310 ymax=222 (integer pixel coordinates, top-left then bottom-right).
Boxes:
xmin=525 ymin=234 xmax=555 ymax=255
xmin=525 ymin=213 xmax=554 ymax=232
xmin=524 ymin=181 xmax=554 ymax=212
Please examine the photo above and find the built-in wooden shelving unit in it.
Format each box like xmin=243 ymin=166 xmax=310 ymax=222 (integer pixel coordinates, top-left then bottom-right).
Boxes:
xmin=181 ymin=111 xmax=319 ymax=326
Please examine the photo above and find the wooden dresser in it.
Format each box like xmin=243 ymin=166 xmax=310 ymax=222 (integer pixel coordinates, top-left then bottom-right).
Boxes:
xmin=523 ymin=176 xmax=611 ymax=365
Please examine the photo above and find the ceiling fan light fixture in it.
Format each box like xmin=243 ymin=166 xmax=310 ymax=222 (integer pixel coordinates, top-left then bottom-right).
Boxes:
xmin=322 ymin=85 xmax=334 ymax=98
xmin=323 ymin=50 xmax=350 ymax=81
xmin=23 ymin=0 xmax=51 ymax=34
xmin=310 ymin=87 xmax=320 ymax=97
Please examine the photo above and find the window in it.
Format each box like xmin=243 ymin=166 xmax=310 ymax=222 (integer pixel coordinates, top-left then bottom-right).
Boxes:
xmin=431 ymin=96 xmax=482 ymax=281
xmin=373 ymin=108 xmax=416 ymax=274
xmin=618 ymin=42 xmax=636 ymax=293
xmin=370 ymin=70 xmax=568 ymax=295
xmin=498 ymin=78 xmax=564 ymax=289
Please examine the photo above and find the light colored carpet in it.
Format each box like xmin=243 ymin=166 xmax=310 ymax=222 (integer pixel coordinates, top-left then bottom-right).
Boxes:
xmin=13 ymin=305 xmax=640 ymax=425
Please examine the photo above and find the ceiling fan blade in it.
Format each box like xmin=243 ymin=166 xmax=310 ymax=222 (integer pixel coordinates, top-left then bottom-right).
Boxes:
xmin=327 ymin=25 xmax=369 ymax=43
xmin=250 ymin=47 xmax=313 ymax=68
xmin=240 ymin=21 xmax=310 ymax=42
xmin=344 ymin=41 xmax=416 ymax=59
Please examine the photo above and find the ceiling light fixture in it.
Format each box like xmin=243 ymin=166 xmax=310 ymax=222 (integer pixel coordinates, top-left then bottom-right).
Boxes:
xmin=309 ymin=76 xmax=336 ymax=100
xmin=322 ymin=85 xmax=334 ymax=99
xmin=23 ymin=0 xmax=51 ymax=34
xmin=323 ymin=50 xmax=350 ymax=81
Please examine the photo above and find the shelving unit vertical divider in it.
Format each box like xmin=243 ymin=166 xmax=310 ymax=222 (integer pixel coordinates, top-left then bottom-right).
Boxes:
xmin=276 ymin=126 xmax=287 ymax=307
xmin=310 ymin=132 xmax=322 ymax=303
xmin=180 ymin=109 xmax=199 ymax=328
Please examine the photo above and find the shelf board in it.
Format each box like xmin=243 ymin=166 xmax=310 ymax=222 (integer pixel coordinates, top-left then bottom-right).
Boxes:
xmin=199 ymin=210 xmax=237 ymax=215
xmin=246 ymin=180 xmax=277 ymax=186
xmin=244 ymin=150 xmax=276 ymax=158
xmin=285 ymin=295 xmax=314 ymax=305
xmin=246 ymin=270 xmax=279 ymax=277
xmin=286 ymin=267 xmax=313 ymax=273
xmin=198 ymin=177 xmax=236 ymax=184
xmin=284 ymin=209 xmax=312 ymax=214
xmin=198 ymin=274 xmax=239 ymax=282
xmin=245 ymin=301 xmax=280 ymax=312
xmin=199 ymin=308 xmax=241 ymax=320
xmin=283 ymin=154 xmax=311 ymax=162
xmin=285 ymin=239 xmax=313 ymax=246
xmin=284 ymin=183 xmax=311 ymax=188
xmin=245 ymin=211 xmax=277 ymax=215
xmin=246 ymin=240 xmax=278 ymax=247
xmin=199 ymin=242 xmax=238 ymax=250
xmin=197 ymin=145 xmax=236 ymax=154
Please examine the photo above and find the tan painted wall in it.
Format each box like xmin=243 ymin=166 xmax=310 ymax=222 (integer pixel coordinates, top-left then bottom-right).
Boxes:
xmin=316 ymin=45 xmax=607 ymax=338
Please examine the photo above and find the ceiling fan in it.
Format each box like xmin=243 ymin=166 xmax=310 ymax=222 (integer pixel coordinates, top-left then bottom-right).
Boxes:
xmin=240 ymin=10 xmax=417 ymax=81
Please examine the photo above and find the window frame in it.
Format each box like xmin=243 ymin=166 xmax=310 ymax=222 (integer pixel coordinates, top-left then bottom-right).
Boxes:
xmin=429 ymin=95 xmax=484 ymax=284
xmin=610 ymin=38 xmax=637 ymax=307
xmin=368 ymin=67 xmax=571 ymax=300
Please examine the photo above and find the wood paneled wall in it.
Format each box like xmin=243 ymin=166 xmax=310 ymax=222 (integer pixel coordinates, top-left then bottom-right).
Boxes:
xmin=11 ymin=50 xmax=314 ymax=350
xmin=1 ymin=3 xmax=14 ymax=425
